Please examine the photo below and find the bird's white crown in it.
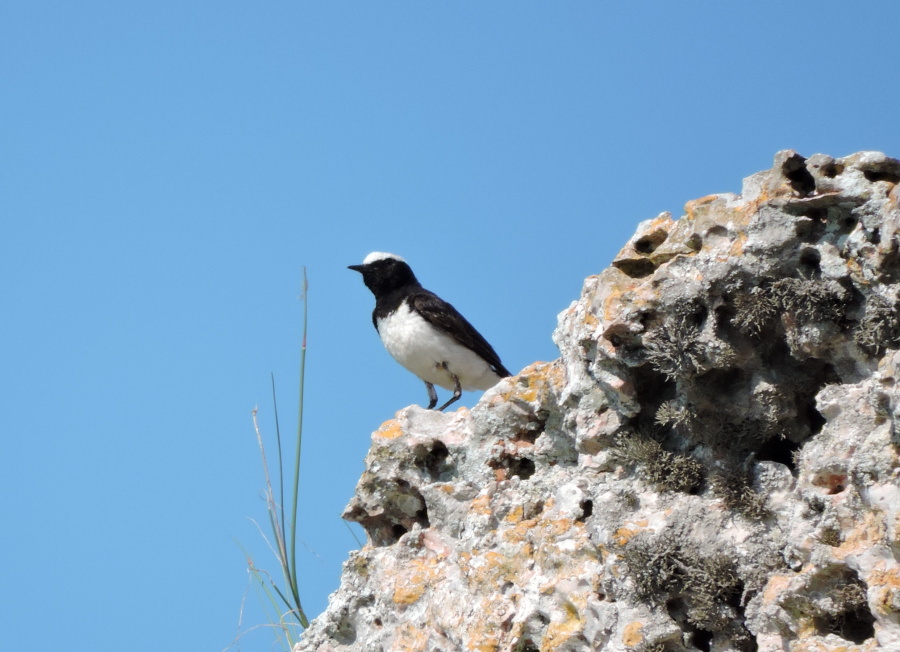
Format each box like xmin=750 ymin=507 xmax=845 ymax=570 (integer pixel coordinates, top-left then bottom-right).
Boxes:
xmin=362 ymin=251 xmax=406 ymax=265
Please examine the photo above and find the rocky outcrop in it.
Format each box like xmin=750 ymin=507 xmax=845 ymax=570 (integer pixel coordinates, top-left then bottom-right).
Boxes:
xmin=298 ymin=151 xmax=900 ymax=652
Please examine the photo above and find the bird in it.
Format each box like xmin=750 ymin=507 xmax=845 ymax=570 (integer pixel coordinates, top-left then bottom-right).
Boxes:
xmin=348 ymin=252 xmax=512 ymax=411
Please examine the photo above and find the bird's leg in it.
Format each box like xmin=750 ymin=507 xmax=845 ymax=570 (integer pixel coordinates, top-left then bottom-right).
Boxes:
xmin=437 ymin=366 xmax=462 ymax=411
xmin=425 ymin=382 xmax=438 ymax=410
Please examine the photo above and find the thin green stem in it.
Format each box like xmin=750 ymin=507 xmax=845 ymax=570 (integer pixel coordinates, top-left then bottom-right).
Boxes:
xmin=245 ymin=267 xmax=310 ymax=643
xmin=270 ymin=373 xmax=287 ymax=559
xmin=288 ymin=267 xmax=309 ymax=628
xmin=343 ymin=520 xmax=364 ymax=548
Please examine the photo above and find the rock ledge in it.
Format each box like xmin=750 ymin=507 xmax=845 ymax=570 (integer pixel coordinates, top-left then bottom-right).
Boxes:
xmin=299 ymin=151 xmax=900 ymax=652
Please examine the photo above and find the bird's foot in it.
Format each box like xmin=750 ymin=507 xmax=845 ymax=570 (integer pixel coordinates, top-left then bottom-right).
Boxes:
xmin=437 ymin=370 xmax=462 ymax=411
xmin=425 ymin=382 xmax=438 ymax=410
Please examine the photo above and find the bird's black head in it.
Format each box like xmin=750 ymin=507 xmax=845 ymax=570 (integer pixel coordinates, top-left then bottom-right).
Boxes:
xmin=348 ymin=252 xmax=420 ymax=297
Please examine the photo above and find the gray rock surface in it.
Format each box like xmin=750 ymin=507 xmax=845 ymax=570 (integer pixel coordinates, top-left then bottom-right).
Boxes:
xmin=297 ymin=151 xmax=900 ymax=652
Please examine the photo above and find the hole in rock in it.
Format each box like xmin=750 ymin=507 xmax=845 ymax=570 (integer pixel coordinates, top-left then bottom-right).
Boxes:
xmin=705 ymin=225 xmax=729 ymax=239
xmin=604 ymin=323 xmax=647 ymax=362
xmin=863 ymin=168 xmax=900 ymax=184
xmin=815 ymin=603 xmax=876 ymax=644
xmin=693 ymin=629 xmax=714 ymax=652
xmin=825 ymin=475 xmax=847 ymax=494
xmin=489 ymin=454 xmax=537 ymax=481
xmin=755 ymin=435 xmax=801 ymax=472
xmin=511 ymin=457 xmax=536 ymax=480
xmin=415 ymin=507 xmax=430 ymax=528
xmin=805 ymin=399 xmax=827 ymax=437
xmin=798 ymin=248 xmax=821 ymax=273
xmin=794 ymin=219 xmax=813 ymax=240
xmin=666 ymin=598 xmax=714 ymax=652
xmin=783 ymin=156 xmax=816 ymax=196
xmin=726 ymin=580 xmax=746 ymax=611
xmin=813 ymin=570 xmax=875 ymax=644
xmin=665 ymin=597 xmax=686 ymax=620
xmin=805 ymin=207 xmax=827 ymax=223
xmin=821 ymin=162 xmax=843 ymax=178
xmin=840 ymin=214 xmax=858 ymax=232
xmin=359 ymin=480 xmax=431 ymax=546
xmin=696 ymin=366 xmax=745 ymax=394
xmin=714 ymin=300 xmax=737 ymax=327
xmin=639 ymin=310 xmax=659 ymax=329
xmin=578 ymin=499 xmax=594 ymax=522
xmin=630 ymin=364 xmax=677 ymax=431
xmin=812 ymin=469 xmax=850 ymax=494
xmin=612 ymin=258 xmax=657 ymax=279
xmin=688 ymin=302 xmax=710 ymax=327
xmin=795 ymin=208 xmax=827 ymax=242
xmin=419 ymin=440 xmax=451 ymax=481
xmin=634 ymin=232 xmax=667 ymax=254
xmin=837 ymin=603 xmax=876 ymax=643
xmin=512 ymin=428 xmax=541 ymax=445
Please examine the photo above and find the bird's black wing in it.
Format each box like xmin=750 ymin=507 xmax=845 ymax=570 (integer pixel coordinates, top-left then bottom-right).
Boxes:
xmin=409 ymin=290 xmax=512 ymax=377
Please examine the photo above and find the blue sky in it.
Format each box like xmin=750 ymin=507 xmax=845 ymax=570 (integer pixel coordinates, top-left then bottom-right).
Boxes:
xmin=3 ymin=2 xmax=898 ymax=650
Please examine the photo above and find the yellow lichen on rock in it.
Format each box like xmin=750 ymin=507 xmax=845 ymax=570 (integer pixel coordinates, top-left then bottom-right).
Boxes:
xmin=375 ymin=419 xmax=404 ymax=439
xmin=622 ymin=621 xmax=644 ymax=647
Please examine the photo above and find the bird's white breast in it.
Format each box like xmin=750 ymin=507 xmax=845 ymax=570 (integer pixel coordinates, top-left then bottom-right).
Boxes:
xmin=376 ymin=302 xmax=502 ymax=391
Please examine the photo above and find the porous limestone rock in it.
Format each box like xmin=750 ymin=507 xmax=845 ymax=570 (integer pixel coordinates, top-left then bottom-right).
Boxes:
xmin=297 ymin=151 xmax=900 ymax=652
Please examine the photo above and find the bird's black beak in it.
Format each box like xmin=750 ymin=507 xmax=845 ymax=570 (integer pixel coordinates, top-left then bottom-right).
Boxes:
xmin=348 ymin=264 xmax=365 ymax=273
